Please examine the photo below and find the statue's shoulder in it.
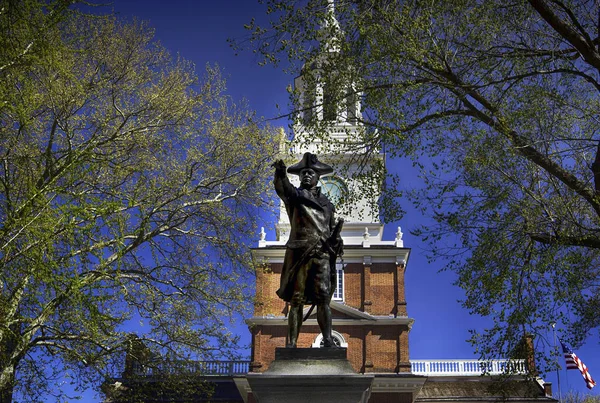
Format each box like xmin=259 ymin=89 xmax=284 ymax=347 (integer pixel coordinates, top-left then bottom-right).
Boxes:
xmin=317 ymin=193 xmax=335 ymax=211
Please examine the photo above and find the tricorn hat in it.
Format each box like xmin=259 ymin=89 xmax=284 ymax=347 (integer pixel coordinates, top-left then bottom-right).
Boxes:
xmin=287 ymin=152 xmax=333 ymax=176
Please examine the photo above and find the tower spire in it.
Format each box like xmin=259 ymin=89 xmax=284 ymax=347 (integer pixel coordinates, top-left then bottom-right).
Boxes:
xmin=320 ymin=0 xmax=341 ymax=53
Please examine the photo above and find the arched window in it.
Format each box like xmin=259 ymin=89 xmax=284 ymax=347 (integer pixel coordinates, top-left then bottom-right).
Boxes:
xmin=345 ymin=90 xmax=358 ymax=122
xmin=312 ymin=331 xmax=348 ymax=348
xmin=323 ymin=79 xmax=337 ymax=121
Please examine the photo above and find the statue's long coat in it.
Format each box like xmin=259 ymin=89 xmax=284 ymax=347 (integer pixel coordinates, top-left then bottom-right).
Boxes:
xmin=274 ymin=173 xmax=335 ymax=304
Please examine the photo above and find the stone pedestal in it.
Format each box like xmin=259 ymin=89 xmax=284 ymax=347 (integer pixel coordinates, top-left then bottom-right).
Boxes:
xmin=246 ymin=348 xmax=374 ymax=403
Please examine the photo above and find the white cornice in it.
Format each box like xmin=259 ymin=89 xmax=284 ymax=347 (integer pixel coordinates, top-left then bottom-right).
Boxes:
xmin=248 ymin=301 xmax=414 ymax=327
xmin=329 ymin=300 xmax=375 ymax=319
xmin=247 ymin=317 xmax=414 ymax=327
xmin=252 ymin=246 xmax=410 ymax=266
xmin=371 ymin=375 xmax=427 ymax=393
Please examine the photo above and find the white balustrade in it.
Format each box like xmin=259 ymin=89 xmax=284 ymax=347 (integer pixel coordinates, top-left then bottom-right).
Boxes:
xmin=410 ymin=359 xmax=527 ymax=376
xmin=131 ymin=359 xmax=527 ymax=378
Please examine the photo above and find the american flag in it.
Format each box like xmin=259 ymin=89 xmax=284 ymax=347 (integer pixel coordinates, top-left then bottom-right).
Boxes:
xmin=560 ymin=340 xmax=596 ymax=389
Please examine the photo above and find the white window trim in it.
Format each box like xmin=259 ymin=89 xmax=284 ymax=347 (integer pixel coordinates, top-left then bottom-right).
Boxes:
xmin=312 ymin=330 xmax=348 ymax=348
xmin=332 ymin=262 xmax=344 ymax=301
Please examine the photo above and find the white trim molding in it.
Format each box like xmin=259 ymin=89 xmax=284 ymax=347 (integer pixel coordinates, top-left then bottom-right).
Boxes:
xmin=312 ymin=330 xmax=349 ymax=348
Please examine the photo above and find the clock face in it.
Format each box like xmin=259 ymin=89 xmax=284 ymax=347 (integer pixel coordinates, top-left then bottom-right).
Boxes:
xmin=319 ymin=176 xmax=346 ymax=205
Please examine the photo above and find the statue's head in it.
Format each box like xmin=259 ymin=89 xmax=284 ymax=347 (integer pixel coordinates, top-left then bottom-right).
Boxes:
xmin=287 ymin=152 xmax=333 ymax=189
xmin=299 ymin=168 xmax=319 ymax=189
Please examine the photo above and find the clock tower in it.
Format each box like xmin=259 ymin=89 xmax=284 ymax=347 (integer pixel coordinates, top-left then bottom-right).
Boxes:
xmin=247 ymin=3 xmax=418 ymax=401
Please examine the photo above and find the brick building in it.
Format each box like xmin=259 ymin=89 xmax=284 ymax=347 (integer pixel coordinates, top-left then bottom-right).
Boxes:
xmin=250 ymin=244 xmax=411 ymax=374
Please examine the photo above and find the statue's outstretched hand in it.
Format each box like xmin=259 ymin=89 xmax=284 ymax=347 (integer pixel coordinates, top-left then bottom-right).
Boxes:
xmin=272 ymin=159 xmax=287 ymax=176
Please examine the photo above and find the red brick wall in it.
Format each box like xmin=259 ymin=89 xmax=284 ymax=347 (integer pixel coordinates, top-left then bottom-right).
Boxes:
xmin=370 ymin=264 xmax=396 ymax=315
xmin=251 ymin=323 xmax=411 ymax=373
xmin=253 ymin=261 xmax=406 ymax=317
xmin=339 ymin=262 xmax=406 ymax=315
xmin=254 ymin=263 xmax=287 ymax=317
xmin=250 ymin=325 xmax=286 ymax=372
xmin=343 ymin=263 xmax=362 ymax=310
xmin=395 ymin=263 xmax=407 ymax=316
xmin=250 ymin=255 xmax=410 ymax=374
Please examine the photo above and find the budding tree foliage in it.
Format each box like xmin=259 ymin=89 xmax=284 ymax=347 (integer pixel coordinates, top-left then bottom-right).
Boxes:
xmin=0 ymin=2 xmax=277 ymax=401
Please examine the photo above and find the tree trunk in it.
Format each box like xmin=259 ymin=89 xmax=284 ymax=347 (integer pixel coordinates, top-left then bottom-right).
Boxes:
xmin=0 ymin=389 xmax=13 ymax=403
xmin=0 ymin=330 xmax=17 ymax=403
xmin=0 ymin=369 xmax=15 ymax=403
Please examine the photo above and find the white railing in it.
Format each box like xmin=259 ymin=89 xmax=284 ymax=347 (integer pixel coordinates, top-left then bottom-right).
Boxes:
xmin=131 ymin=360 xmax=250 ymax=377
xmin=411 ymin=359 xmax=527 ymax=376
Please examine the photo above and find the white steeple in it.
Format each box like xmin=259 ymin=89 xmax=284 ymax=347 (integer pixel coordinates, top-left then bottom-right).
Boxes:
xmin=263 ymin=1 xmax=393 ymax=247
xmin=292 ymin=1 xmax=361 ymax=148
xmin=320 ymin=0 xmax=341 ymax=53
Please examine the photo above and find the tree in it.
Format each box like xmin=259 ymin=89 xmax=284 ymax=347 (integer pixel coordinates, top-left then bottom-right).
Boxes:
xmin=242 ymin=0 xmax=600 ymax=373
xmin=0 ymin=2 xmax=276 ymax=401
xmin=564 ymin=391 xmax=600 ymax=403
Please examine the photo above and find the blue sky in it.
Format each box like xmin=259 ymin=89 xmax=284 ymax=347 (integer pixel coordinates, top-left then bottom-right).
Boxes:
xmin=72 ymin=0 xmax=599 ymax=400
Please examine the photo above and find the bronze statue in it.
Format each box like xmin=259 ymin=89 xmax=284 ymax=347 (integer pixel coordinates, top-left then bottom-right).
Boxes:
xmin=272 ymin=152 xmax=343 ymax=348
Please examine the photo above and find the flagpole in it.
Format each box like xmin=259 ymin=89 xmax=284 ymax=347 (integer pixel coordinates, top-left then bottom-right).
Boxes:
xmin=552 ymin=323 xmax=562 ymax=402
